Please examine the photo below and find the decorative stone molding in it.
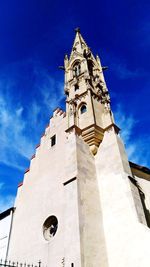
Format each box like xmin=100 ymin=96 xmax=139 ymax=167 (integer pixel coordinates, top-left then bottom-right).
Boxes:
xmin=81 ymin=124 xmax=104 ymax=155
xmin=104 ymin=123 xmax=120 ymax=134
xmin=65 ymin=125 xmax=82 ymax=136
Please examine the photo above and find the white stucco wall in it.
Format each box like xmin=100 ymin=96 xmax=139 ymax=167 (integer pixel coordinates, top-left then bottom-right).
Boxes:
xmin=95 ymin=126 xmax=150 ymax=267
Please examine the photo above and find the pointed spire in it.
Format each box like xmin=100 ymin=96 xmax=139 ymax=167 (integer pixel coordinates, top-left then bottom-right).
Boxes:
xmin=96 ymin=54 xmax=101 ymax=67
xmin=75 ymin=27 xmax=80 ymax=33
xmin=70 ymin=27 xmax=89 ymax=57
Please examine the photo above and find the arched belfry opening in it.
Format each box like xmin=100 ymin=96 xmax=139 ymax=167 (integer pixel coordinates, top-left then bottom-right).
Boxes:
xmin=73 ymin=61 xmax=81 ymax=77
xmin=87 ymin=59 xmax=94 ymax=76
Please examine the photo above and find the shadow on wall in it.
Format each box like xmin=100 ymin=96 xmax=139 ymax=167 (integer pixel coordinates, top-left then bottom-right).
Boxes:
xmin=129 ymin=176 xmax=150 ymax=228
xmin=139 ymin=190 xmax=150 ymax=228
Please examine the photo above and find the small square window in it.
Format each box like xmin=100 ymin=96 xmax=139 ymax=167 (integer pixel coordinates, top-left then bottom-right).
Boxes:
xmin=51 ymin=135 xmax=56 ymax=147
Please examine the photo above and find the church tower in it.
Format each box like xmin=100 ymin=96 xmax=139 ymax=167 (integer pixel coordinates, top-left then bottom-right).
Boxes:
xmin=7 ymin=29 xmax=150 ymax=267
xmin=65 ymin=28 xmax=113 ymax=154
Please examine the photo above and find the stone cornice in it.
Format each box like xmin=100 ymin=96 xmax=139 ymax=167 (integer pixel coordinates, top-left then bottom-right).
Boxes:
xmin=81 ymin=123 xmax=104 ymax=134
xmin=104 ymin=123 xmax=120 ymax=134
xmin=66 ymin=88 xmax=101 ymax=104
xmin=65 ymin=125 xmax=82 ymax=135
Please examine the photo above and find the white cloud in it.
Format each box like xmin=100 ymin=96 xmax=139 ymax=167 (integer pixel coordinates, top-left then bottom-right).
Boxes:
xmin=0 ymin=194 xmax=15 ymax=213
xmin=34 ymin=65 xmax=64 ymax=111
xmin=0 ymin=182 xmax=15 ymax=212
xmin=0 ymin=90 xmax=34 ymax=170
xmin=100 ymin=50 xmax=147 ymax=80
xmin=114 ymin=105 xmax=150 ymax=167
xmin=0 ymin=62 xmax=66 ymax=212
xmin=0 ymin=65 xmax=65 ymax=172
xmin=112 ymin=63 xmax=141 ymax=79
xmin=114 ymin=104 xmax=137 ymax=144
xmin=29 ymin=101 xmax=41 ymax=126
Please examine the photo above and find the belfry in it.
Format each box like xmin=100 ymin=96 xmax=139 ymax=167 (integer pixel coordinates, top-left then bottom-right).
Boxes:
xmin=1 ymin=29 xmax=150 ymax=267
xmin=65 ymin=28 xmax=113 ymax=155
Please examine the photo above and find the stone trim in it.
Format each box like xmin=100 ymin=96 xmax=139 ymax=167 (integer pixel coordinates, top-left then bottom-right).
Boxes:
xmin=24 ymin=168 xmax=30 ymax=174
xmin=18 ymin=182 xmax=23 ymax=188
xmin=66 ymin=88 xmax=101 ymax=104
xmin=104 ymin=123 xmax=120 ymax=134
xmin=31 ymin=154 xmax=35 ymax=160
xmin=81 ymin=123 xmax=104 ymax=134
xmin=65 ymin=125 xmax=82 ymax=135
xmin=36 ymin=144 xmax=40 ymax=149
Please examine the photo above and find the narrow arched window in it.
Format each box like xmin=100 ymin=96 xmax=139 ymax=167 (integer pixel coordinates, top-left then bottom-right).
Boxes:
xmin=80 ymin=104 xmax=87 ymax=114
xmin=75 ymin=84 xmax=79 ymax=91
xmin=73 ymin=62 xmax=81 ymax=77
xmin=87 ymin=60 xmax=94 ymax=76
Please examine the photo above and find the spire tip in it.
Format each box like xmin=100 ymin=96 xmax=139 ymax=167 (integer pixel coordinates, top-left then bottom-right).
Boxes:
xmin=75 ymin=27 xmax=80 ymax=33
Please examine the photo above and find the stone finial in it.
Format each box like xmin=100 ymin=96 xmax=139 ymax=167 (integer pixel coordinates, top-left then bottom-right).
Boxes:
xmin=75 ymin=27 xmax=80 ymax=33
xmin=65 ymin=54 xmax=68 ymax=60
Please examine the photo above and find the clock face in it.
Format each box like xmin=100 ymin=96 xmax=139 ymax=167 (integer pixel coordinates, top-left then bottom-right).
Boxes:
xmin=43 ymin=215 xmax=58 ymax=241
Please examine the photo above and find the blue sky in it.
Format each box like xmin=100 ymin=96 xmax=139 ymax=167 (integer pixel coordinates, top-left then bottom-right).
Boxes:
xmin=0 ymin=0 xmax=150 ymax=212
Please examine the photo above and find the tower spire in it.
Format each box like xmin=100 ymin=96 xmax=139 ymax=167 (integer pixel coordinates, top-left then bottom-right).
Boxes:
xmin=64 ymin=30 xmax=114 ymax=154
xmin=69 ymin=28 xmax=89 ymax=58
xmin=74 ymin=27 xmax=80 ymax=33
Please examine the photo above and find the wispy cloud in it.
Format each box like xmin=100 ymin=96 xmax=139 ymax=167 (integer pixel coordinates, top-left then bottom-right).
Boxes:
xmin=33 ymin=64 xmax=64 ymax=111
xmin=114 ymin=105 xmax=150 ymax=167
xmin=114 ymin=104 xmax=137 ymax=144
xmin=0 ymin=61 xmax=65 ymax=172
xmin=0 ymin=61 xmax=66 ymax=212
xmin=0 ymin=194 xmax=15 ymax=213
xmin=100 ymin=50 xmax=147 ymax=80
xmin=111 ymin=63 xmax=141 ymax=79
xmin=0 ymin=89 xmax=34 ymax=171
xmin=0 ymin=182 xmax=15 ymax=212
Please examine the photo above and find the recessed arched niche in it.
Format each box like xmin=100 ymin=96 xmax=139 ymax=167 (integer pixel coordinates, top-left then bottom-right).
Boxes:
xmin=87 ymin=59 xmax=94 ymax=76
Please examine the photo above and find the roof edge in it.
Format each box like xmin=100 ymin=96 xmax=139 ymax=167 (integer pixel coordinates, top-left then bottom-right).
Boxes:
xmin=0 ymin=207 xmax=15 ymax=220
xmin=129 ymin=161 xmax=150 ymax=175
